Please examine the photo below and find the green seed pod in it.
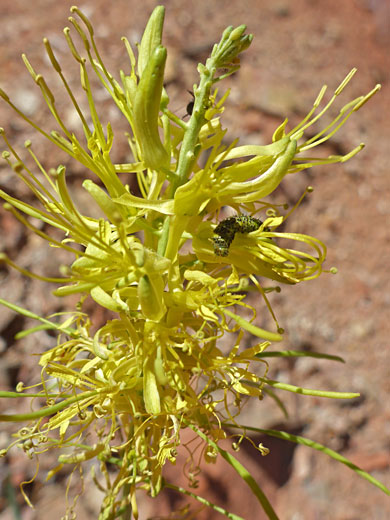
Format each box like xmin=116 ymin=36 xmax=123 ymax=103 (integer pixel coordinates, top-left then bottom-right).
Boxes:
xmin=143 ymin=356 xmax=161 ymax=414
xmin=138 ymin=274 xmax=166 ymax=322
xmin=133 ymin=45 xmax=170 ymax=171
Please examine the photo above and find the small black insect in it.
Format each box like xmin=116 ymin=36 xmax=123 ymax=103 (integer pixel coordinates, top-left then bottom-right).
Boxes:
xmin=185 ymin=90 xmax=194 ymax=117
xmin=213 ymin=215 xmax=264 ymax=256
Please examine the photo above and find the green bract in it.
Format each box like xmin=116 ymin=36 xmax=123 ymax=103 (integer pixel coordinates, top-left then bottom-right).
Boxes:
xmin=0 ymin=5 xmax=385 ymax=519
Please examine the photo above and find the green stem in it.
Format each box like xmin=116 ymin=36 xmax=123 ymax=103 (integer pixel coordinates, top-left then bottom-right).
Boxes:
xmin=157 ymin=72 xmax=214 ymax=256
xmin=171 ymin=72 xmax=213 ymax=194
xmin=121 ymin=482 xmax=132 ymax=520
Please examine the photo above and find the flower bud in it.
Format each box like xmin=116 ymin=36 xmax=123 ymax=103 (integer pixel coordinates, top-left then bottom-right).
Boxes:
xmin=137 ymin=5 xmax=165 ymax=77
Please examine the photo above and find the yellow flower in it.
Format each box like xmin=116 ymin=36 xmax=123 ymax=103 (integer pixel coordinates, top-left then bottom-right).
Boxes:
xmin=0 ymin=4 xmax=381 ymax=518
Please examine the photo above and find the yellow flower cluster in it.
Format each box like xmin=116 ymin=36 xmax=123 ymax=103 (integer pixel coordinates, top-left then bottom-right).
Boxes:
xmin=0 ymin=5 xmax=380 ymax=518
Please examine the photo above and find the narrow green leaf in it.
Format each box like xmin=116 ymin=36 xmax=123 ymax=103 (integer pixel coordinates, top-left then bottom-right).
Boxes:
xmin=0 ymin=391 xmax=98 ymax=422
xmin=0 ymin=297 xmax=76 ymax=336
xmin=15 ymin=324 xmax=57 ymax=339
xmin=256 ymin=350 xmax=345 ymax=363
xmin=224 ymin=423 xmax=390 ymax=496
xmin=258 ymin=377 xmax=360 ymax=399
xmin=189 ymin=424 xmax=279 ymax=520
xmin=164 ymin=482 xmax=244 ymax=520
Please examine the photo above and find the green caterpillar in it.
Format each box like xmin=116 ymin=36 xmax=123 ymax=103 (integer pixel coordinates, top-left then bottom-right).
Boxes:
xmin=213 ymin=215 xmax=263 ymax=256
